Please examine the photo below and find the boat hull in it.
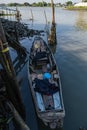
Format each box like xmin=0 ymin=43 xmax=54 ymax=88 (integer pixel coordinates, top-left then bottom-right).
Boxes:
xmin=28 ymin=37 xmax=65 ymax=129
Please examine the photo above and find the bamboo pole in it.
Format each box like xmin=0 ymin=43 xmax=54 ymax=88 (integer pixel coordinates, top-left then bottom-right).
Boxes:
xmin=0 ymin=19 xmax=25 ymax=119
xmin=30 ymin=8 xmax=33 ymax=21
xmin=42 ymin=0 xmax=49 ymax=38
xmin=42 ymin=0 xmax=48 ymax=25
xmin=44 ymin=9 xmax=48 ymax=25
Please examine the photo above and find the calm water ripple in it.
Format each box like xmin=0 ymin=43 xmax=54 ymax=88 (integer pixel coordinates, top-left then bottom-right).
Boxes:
xmin=7 ymin=7 xmax=87 ymax=130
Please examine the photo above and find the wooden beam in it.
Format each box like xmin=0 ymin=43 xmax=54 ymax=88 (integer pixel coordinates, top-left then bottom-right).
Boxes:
xmin=0 ymin=19 xmax=25 ymax=119
xmin=7 ymin=102 xmax=30 ymax=130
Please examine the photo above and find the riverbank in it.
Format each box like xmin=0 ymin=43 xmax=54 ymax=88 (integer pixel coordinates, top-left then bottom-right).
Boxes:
xmin=65 ymin=6 xmax=87 ymax=10
xmin=0 ymin=13 xmax=14 ymax=16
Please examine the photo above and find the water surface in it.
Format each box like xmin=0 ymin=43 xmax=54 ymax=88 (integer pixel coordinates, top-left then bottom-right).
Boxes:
xmin=8 ymin=7 xmax=87 ymax=130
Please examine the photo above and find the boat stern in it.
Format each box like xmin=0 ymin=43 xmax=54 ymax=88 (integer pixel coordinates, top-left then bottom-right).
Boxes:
xmin=38 ymin=110 xmax=65 ymax=129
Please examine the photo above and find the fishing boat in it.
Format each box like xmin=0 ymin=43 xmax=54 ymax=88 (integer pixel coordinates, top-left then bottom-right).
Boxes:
xmin=28 ymin=37 xmax=65 ymax=129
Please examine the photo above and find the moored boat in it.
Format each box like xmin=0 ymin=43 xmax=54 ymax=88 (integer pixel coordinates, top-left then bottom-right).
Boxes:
xmin=28 ymin=36 xmax=65 ymax=129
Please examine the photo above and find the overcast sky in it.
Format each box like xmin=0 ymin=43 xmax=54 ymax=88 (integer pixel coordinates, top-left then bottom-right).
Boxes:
xmin=0 ymin=0 xmax=82 ymax=4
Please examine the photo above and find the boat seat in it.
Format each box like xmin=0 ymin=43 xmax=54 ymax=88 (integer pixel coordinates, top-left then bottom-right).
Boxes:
xmin=37 ymin=57 xmax=48 ymax=62
xmin=36 ymin=58 xmax=48 ymax=66
xmin=32 ymin=51 xmax=48 ymax=65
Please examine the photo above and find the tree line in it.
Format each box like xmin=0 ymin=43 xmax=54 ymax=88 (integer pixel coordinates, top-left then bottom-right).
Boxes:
xmin=82 ymin=0 xmax=87 ymax=2
xmin=0 ymin=0 xmax=87 ymax=7
xmin=5 ymin=2 xmax=51 ymax=7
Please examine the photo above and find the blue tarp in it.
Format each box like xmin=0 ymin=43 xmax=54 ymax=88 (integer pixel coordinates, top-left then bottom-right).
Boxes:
xmin=34 ymin=78 xmax=59 ymax=95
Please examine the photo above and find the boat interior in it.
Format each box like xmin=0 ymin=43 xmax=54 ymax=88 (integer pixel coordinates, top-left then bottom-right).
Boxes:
xmin=29 ymin=38 xmax=63 ymax=112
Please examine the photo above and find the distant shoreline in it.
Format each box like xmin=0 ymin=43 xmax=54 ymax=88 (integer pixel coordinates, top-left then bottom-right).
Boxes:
xmin=0 ymin=2 xmax=52 ymax=7
xmin=65 ymin=6 xmax=87 ymax=10
xmin=1 ymin=3 xmax=87 ymax=11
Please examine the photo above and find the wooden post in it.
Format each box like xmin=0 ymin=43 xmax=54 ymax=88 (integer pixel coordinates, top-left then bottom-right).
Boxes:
xmin=6 ymin=9 xmax=8 ymax=19
xmin=42 ymin=0 xmax=47 ymax=25
xmin=0 ymin=19 xmax=25 ymax=119
xmin=14 ymin=22 xmax=19 ymax=43
xmin=48 ymin=0 xmax=56 ymax=45
xmin=30 ymin=8 xmax=33 ymax=21
xmin=7 ymin=102 xmax=30 ymax=130
xmin=9 ymin=10 xmax=11 ymax=20
xmin=15 ymin=7 xmax=21 ymax=22
xmin=51 ymin=0 xmax=55 ymax=25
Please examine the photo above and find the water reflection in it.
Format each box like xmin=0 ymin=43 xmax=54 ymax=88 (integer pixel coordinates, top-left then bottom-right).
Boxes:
xmin=3 ymin=7 xmax=87 ymax=130
xmin=37 ymin=117 xmax=63 ymax=130
xmin=48 ymin=44 xmax=57 ymax=54
xmin=13 ymin=55 xmax=27 ymax=75
xmin=76 ymin=11 xmax=87 ymax=30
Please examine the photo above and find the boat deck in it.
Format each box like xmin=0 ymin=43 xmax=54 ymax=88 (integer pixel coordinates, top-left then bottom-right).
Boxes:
xmin=30 ymin=64 xmax=62 ymax=112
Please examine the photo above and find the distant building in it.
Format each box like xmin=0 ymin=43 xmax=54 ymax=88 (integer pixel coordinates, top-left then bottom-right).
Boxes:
xmin=74 ymin=2 xmax=87 ymax=6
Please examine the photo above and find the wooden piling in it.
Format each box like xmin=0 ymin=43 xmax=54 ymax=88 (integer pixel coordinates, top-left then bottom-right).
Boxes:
xmin=51 ymin=0 xmax=55 ymax=25
xmin=29 ymin=8 xmax=33 ymax=21
xmin=7 ymin=102 xmax=30 ymax=130
xmin=15 ymin=7 xmax=21 ymax=22
xmin=14 ymin=22 xmax=19 ymax=43
xmin=0 ymin=19 xmax=25 ymax=119
xmin=42 ymin=0 xmax=47 ymax=25
xmin=48 ymin=0 xmax=57 ymax=45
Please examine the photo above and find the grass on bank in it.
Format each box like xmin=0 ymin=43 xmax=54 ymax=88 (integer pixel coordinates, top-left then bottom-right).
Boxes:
xmin=0 ymin=14 xmax=15 ymax=16
xmin=65 ymin=6 xmax=87 ymax=10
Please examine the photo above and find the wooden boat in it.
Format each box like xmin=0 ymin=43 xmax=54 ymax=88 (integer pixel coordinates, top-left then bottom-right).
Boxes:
xmin=28 ymin=37 xmax=65 ymax=129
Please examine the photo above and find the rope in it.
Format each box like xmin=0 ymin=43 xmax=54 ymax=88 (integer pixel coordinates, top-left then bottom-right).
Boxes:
xmin=1 ymin=47 xmax=9 ymax=53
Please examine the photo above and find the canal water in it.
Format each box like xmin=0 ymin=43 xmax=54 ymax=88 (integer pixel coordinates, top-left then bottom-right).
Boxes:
xmin=6 ymin=7 xmax=87 ymax=130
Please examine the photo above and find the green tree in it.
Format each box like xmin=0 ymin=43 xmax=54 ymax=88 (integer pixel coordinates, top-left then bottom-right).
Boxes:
xmin=42 ymin=1 xmax=47 ymax=6
xmin=82 ymin=0 xmax=87 ymax=2
xmin=24 ymin=2 xmax=30 ymax=6
xmin=31 ymin=2 xmax=47 ymax=7
xmin=48 ymin=3 xmax=51 ymax=6
xmin=66 ymin=1 xmax=73 ymax=6
xmin=32 ymin=2 xmax=37 ymax=6
xmin=8 ymin=3 xmax=21 ymax=6
xmin=37 ymin=2 xmax=44 ymax=6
